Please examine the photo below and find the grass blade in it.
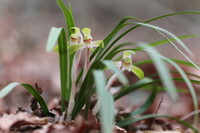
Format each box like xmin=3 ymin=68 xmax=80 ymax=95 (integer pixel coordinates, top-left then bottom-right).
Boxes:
xmin=0 ymin=82 xmax=54 ymax=116
xmin=136 ymin=22 xmax=200 ymax=69
xmin=57 ymin=28 xmax=70 ymax=110
xmin=98 ymin=11 xmax=200 ymax=60
xmin=57 ymin=0 xmax=75 ymax=36
xmin=93 ymin=70 xmax=115 ymax=133
xmin=47 ymin=27 xmax=70 ymax=110
xmin=104 ymin=35 xmax=196 ymax=61
xmin=91 ymin=16 xmax=143 ymax=61
xmin=134 ymin=58 xmax=200 ymax=68
xmin=140 ymin=43 xmax=179 ymax=101
xmin=114 ymin=78 xmax=153 ymax=100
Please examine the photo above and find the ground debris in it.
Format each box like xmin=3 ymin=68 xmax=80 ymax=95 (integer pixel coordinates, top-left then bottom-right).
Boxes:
xmin=0 ymin=112 xmax=48 ymax=132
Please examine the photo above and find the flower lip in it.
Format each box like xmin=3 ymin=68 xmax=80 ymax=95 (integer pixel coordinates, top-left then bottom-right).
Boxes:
xmin=122 ymin=61 xmax=131 ymax=67
xmin=84 ymin=39 xmax=93 ymax=44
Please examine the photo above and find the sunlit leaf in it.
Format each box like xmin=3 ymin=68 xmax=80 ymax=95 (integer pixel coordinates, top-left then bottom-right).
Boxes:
xmin=46 ymin=27 xmax=62 ymax=52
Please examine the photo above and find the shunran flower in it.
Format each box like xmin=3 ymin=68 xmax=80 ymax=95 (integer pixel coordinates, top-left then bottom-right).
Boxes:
xmin=70 ymin=27 xmax=83 ymax=45
xmin=69 ymin=27 xmax=104 ymax=54
xmin=114 ymin=51 xmax=144 ymax=79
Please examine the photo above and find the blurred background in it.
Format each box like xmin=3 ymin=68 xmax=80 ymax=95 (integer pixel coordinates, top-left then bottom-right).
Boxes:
xmin=0 ymin=0 xmax=200 ymax=116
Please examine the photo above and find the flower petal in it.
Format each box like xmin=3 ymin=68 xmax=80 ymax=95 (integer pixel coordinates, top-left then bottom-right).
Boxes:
xmin=69 ymin=44 xmax=84 ymax=54
xmin=89 ymin=48 xmax=94 ymax=52
xmin=92 ymin=40 xmax=104 ymax=48
xmin=130 ymin=65 xmax=144 ymax=79
xmin=82 ymin=28 xmax=92 ymax=41
xmin=70 ymin=27 xmax=81 ymax=34
xmin=123 ymin=50 xmax=135 ymax=59
xmin=114 ymin=61 xmax=122 ymax=69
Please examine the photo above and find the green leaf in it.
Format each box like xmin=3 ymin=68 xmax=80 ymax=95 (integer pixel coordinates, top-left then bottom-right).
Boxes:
xmin=117 ymin=114 xmax=198 ymax=133
xmin=57 ymin=0 xmax=75 ymax=36
xmin=98 ymin=11 xmax=200 ymax=60
xmin=140 ymin=43 xmax=179 ymax=101
xmin=134 ymin=58 xmax=200 ymax=68
xmin=93 ymin=70 xmax=115 ymax=133
xmin=158 ymin=56 xmax=199 ymax=124
xmin=114 ymin=78 xmax=153 ymax=100
xmin=128 ymin=86 xmax=157 ymax=117
xmin=46 ymin=27 xmax=62 ymax=52
xmin=103 ymin=60 xmax=128 ymax=86
xmin=138 ymin=23 xmax=192 ymax=54
xmin=130 ymin=65 xmax=144 ymax=79
xmin=90 ymin=16 xmax=142 ymax=61
xmin=142 ymin=84 xmax=189 ymax=93
xmin=136 ymin=53 xmax=199 ymax=124
xmin=72 ymin=61 xmax=104 ymax=119
xmin=136 ymin=22 xmax=200 ymax=69
xmin=171 ymin=59 xmax=200 ymax=68
xmin=104 ymin=34 xmax=197 ymax=61
xmin=57 ymin=28 xmax=70 ymax=110
xmin=46 ymin=27 xmax=70 ymax=110
xmin=171 ymin=71 xmax=200 ymax=80
xmin=90 ymin=22 xmax=133 ymax=61
xmin=0 ymin=82 xmax=54 ymax=117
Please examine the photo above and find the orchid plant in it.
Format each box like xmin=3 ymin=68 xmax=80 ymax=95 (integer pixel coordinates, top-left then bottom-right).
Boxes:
xmin=0 ymin=0 xmax=200 ymax=133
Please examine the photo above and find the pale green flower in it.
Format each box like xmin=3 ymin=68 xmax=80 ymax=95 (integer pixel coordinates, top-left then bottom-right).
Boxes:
xmin=70 ymin=27 xmax=83 ymax=45
xmin=69 ymin=27 xmax=104 ymax=54
xmin=115 ymin=51 xmax=144 ymax=79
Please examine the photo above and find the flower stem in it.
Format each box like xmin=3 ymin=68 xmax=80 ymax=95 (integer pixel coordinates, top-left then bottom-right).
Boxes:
xmin=83 ymin=48 xmax=90 ymax=81
xmin=66 ymin=51 xmax=82 ymax=120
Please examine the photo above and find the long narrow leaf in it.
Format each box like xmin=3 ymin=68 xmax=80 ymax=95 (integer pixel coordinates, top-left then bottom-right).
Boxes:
xmin=46 ymin=27 xmax=62 ymax=52
xmin=104 ymin=35 xmax=196 ymax=61
xmin=91 ymin=16 xmax=143 ymax=61
xmin=0 ymin=82 xmax=54 ymax=116
xmin=57 ymin=0 xmax=75 ymax=36
xmin=160 ymin=56 xmax=199 ymax=124
xmin=138 ymin=51 xmax=199 ymax=124
xmin=139 ymin=43 xmax=179 ymax=101
xmin=93 ymin=70 xmax=115 ymax=133
xmin=114 ymin=78 xmax=153 ymax=100
xmin=98 ymin=11 xmax=200 ymax=60
xmin=47 ymin=27 xmax=70 ymax=110
xmin=134 ymin=59 xmax=200 ymax=68
xmin=57 ymin=28 xmax=70 ymax=110
xmin=136 ymin=22 xmax=200 ymax=69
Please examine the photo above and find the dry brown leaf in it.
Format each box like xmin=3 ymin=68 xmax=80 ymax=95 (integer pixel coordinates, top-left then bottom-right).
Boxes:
xmin=0 ymin=112 xmax=48 ymax=132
